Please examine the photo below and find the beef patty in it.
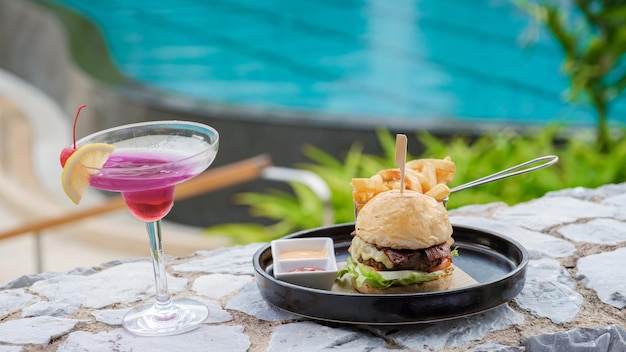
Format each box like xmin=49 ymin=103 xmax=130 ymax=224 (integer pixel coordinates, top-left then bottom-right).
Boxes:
xmin=361 ymin=242 xmax=452 ymax=272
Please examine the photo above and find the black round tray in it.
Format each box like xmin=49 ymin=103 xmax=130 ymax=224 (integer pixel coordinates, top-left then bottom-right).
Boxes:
xmin=253 ymin=223 xmax=528 ymax=325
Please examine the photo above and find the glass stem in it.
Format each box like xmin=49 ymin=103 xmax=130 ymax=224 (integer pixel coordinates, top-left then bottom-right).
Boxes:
xmin=146 ymin=220 xmax=173 ymax=310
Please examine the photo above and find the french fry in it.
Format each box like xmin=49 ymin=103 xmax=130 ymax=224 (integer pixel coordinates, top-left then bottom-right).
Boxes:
xmin=350 ymin=178 xmax=376 ymax=192
xmin=407 ymin=156 xmax=456 ymax=184
xmin=420 ymin=163 xmax=437 ymax=192
xmin=425 ymin=183 xmax=451 ymax=201
xmin=351 ymin=156 xmax=456 ymax=209
xmin=352 ymin=190 xmax=371 ymax=203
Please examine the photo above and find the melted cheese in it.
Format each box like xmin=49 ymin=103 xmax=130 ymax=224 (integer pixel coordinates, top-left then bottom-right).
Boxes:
xmin=350 ymin=236 xmax=393 ymax=269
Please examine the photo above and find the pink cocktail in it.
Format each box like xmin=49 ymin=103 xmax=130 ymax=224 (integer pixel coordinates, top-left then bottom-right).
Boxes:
xmin=75 ymin=121 xmax=218 ymax=336
xmin=90 ymin=150 xmax=200 ymax=221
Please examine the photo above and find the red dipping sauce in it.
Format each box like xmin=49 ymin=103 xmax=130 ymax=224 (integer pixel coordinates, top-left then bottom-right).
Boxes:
xmin=289 ymin=267 xmax=325 ymax=273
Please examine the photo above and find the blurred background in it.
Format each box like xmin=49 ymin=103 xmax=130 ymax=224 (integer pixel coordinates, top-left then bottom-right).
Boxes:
xmin=0 ymin=0 xmax=624 ymax=282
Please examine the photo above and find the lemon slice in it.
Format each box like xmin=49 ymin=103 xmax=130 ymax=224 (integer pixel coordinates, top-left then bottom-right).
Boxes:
xmin=61 ymin=143 xmax=115 ymax=204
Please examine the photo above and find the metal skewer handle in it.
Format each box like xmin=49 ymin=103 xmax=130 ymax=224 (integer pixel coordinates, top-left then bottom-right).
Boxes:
xmin=449 ymin=155 xmax=559 ymax=194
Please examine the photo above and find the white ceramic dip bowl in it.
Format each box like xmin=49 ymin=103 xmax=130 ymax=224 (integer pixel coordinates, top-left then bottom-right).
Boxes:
xmin=271 ymin=237 xmax=338 ymax=290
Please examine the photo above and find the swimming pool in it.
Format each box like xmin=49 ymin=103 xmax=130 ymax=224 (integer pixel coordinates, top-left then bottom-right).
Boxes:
xmin=41 ymin=0 xmax=624 ymax=127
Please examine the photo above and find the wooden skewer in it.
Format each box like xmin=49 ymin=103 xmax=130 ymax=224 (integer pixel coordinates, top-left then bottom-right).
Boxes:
xmin=0 ymin=154 xmax=272 ymax=241
xmin=395 ymin=134 xmax=407 ymax=193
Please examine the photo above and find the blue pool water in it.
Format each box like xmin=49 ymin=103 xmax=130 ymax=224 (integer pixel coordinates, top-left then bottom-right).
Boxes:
xmin=43 ymin=0 xmax=625 ymax=127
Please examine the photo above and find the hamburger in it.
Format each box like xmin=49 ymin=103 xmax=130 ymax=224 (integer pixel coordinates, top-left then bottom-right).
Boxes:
xmin=338 ymin=189 xmax=457 ymax=294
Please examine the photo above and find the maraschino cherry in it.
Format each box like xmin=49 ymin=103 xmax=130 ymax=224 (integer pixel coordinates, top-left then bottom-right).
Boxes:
xmin=60 ymin=104 xmax=87 ymax=167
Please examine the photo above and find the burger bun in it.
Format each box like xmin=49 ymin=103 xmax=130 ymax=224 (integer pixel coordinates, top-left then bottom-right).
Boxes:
xmin=355 ymin=190 xmax=452 ymax=250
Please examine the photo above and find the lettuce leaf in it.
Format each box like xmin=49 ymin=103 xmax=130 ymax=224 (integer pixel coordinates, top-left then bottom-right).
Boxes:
xmin=337 ymin=257 xmax=446 ymax=289
xmin=451 ymin=246 xmax=459 ymax=257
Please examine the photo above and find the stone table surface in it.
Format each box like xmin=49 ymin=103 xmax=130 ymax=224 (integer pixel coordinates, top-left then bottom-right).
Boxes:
xmin=1 ymin=184 xmax=626 ymax=351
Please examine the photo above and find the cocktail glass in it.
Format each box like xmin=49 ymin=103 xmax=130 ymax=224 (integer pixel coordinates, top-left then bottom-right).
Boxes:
xmin=75 ymin=120 xmax=219 ymax=336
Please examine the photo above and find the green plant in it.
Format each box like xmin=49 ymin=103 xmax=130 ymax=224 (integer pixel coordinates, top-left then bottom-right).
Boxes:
xmin=516 ymin=0 xmax=626 ymax=151
xmin=203 ymin=127 xmax=626 ymax=244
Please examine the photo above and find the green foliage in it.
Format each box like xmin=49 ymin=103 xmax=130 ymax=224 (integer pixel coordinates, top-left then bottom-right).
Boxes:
xmin=516 ymin=0 xmax=626 ymax=151
xmin=203 ymin=127 xmax=626 ymax=244
xmin=203 ymin=182 xmax=324 ymax=243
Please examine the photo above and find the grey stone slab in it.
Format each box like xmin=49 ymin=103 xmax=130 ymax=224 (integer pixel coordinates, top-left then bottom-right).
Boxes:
xmin=546 ymin=184 xmax=626 ymax=202
xmin=0 ymin=346 xmax=26 ymax=352
xmin=515 ymin=258 xmax=582 ymax=323
xmin=0 ymin=289 xmax=39 ymax=320
xmin=545 ymin=184 xmax=626 ymax=201
xmin=558 ymin=218 xmax=626 ymax=245
xmin=187 ymin=296 xmax=233 ymax=324
xmin=523 ymin=324 xmax=626 ymax=351
xmin=29 ymin=262 xmax=187 ymax=309
xmin=603 ymin=192 xmax=626 ymax=207
xmin=267 ymin=321 xmax=399 ymax=352
xmin=57 ymin=326 xmax=251 ymax=352
xmin=602 ymin=193 xmax=626 ymax=221
xmin=595 ymin=183 xmax=626 ymax=196
xmin=65 ymin=267 xmax=98 ymax=276
xmin=98 ymin=257 xmax=146 ymax=267
xmin=470 ymin=342 xmax=524 ymax=352
xmin=203 ymin=299 xmax=233 ymax=324
xmin=0 ymin=316 xmax=84 ymax=345
xmin=0 ymin=272 xmax=60 ymax=290
xmin=21 ymin=299 xmax=80 ymax=318
xmin=450 ymin=216 xmax=576 ymax=258
xmin=449 ymin=202 xmax=509 ymax=216
xmin=527 ymin=257 xmax=576 ymax=288
xmin=226 ymin=282 xmax=299 ymax=321
xmin=493 ymin=196 xmax=615 ymax=231
xmin=192 ymin=273 xmax=253 ymax=299
xmin=1 ymin=268 xmax=97 ymax=291
xmin=173 ymin=243 xmax=264 ymax=275
xmin=92 ymin=308 xmax=131 ymax=326
xmin=371 ymin=304 xmax=524 ymax=351
xmin=577 ymin=247 xmax=626 ymax=309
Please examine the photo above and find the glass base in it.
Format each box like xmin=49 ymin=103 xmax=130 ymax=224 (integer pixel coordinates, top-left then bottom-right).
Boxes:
xmin=122 ymin=298 xmax=209 ymax=336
